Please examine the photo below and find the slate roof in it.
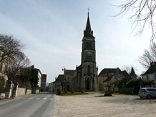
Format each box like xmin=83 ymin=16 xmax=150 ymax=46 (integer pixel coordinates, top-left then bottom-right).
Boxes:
xmin=84 ymin=12 xmax=94 ymax=38
xmin=55 ymin=74 xmax=64 ymax=82
xmin=143 ymin=62 xmax=156 ymax=75
xmin=65 ymin=70 xmax=76 ymax=75
xmin=121 ymin=70 xmax=129 ymax=76
xmin=130 ymin=67 xmax=137 ymax=77
xmin=98 ymin=68 xmax=121 ymax=76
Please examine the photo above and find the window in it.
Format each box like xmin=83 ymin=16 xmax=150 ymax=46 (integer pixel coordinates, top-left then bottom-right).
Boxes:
xmin=146 ymin=76 xmax=149 ymax=80
xmin=147 ymin=89 xmax=156 ymax=91
xmin=86 ymin=41 xmax=92 ymax=49
xmin=86 ymin=52 xmax=92 ymax=61
xmin=87 ymin=65 xmax=91 ymax=74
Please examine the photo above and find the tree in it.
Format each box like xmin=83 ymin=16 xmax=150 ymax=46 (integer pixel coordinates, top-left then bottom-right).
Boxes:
xmin=18 ymin=65 xmax=33 ymax=88
xmin=5 ymin=52 xmax=31 ymax=81
xmin=139 ymin=42 xmax=156 ymax=68
xmin=0 ymin=34 xmax=30 ymax=82
xmin=0 ymin=34 xmax=24 ymax=62
xmin=119 ymin=0 xmax=156 ymax=40
xmin=0 ymin=75 xmax=5 ymax=93
xmin=122 ymin=65 xmax=137 ymax=75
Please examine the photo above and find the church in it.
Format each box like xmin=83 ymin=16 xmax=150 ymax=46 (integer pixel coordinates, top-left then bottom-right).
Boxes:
xmin=57 ymin=12 xmax=98 ymax=92
xmin=76 ymin=12 xmax=98 ymax=92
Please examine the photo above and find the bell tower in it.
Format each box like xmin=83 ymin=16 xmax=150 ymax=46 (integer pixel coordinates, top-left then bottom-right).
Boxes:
xmin=80 ymin=12 xmax=97 ymax=91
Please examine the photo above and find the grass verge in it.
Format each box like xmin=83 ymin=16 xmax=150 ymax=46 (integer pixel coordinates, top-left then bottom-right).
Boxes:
xmin=60 ymin=92 xmax=88 ymax=96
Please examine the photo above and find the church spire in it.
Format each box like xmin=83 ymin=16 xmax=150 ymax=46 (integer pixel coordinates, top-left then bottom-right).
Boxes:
xmin=86 ymin=11 xmax=91 ymax=32
xmin=84 ymin=11 xmax=94 ymax=38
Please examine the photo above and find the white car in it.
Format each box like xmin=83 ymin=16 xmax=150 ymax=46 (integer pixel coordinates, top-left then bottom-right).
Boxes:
xmin=139 ymin=87 xmax=156 ymax=99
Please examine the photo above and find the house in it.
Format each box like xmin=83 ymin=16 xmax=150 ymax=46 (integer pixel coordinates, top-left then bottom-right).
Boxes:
xmin=98 ymin=68 xmax=129 ymax=92
xmin=48 ymin=82 xmax=53 ymax=92
xmin=55 ymin=74 xmax=64 ymax=91
xmin=142 ymin=62 xmax=156 ymax=86
xmin=31 ymin=68 xmax=42 ymax=88
xmin=18 ymin=65 xmax=42 ymax=93
xmin=40 ymin=74 xmax=47 ymax=92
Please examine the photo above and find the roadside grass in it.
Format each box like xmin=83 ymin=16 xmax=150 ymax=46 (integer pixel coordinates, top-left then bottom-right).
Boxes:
xmin=98 ymin=91 xmax=138 ymax=96
xmin=60 ymin=92 xmax=88 ymax=96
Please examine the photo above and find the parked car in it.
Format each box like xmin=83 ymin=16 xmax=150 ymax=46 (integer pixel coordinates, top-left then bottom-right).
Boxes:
xmin=139 ymin=87 xmax=156 ymax=99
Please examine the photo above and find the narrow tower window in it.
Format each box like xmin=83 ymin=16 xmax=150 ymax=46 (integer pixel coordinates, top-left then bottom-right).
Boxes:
xmin=87 ymin=65 xmax=91 ymax=74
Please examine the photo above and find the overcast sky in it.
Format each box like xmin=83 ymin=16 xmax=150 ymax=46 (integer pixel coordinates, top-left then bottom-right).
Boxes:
xmin=0 ymin=0 xmax=151 ymax=83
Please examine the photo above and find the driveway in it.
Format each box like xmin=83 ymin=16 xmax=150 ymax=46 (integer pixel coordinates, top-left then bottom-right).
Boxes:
xmin=53 ymin=92 xmax=156 ymax=117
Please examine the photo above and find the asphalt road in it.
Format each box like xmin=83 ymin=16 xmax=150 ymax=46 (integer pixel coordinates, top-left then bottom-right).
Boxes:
xmin=0 ymin=92 xmax=55 ymax=117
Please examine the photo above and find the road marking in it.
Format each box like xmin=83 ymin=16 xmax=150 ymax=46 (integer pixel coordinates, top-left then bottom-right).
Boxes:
xmin=28 ymin=97 xmax=53 ymax=100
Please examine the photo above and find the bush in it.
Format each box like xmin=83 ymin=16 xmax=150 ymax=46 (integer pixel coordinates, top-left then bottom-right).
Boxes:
xmin=119 ymin=78 xmax=154 ymax=94
xmin=56 ymin=88 xmax=61 ymax=95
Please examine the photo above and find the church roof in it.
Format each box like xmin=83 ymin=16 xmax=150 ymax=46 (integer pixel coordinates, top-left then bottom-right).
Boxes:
xmin=65 ymin=70 xmax=76 ymax=75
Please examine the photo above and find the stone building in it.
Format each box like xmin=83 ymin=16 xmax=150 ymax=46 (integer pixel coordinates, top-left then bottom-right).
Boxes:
xmin=41 ymin=74 xmax=47 ymax=92
xmin=98 ymin=68 xmax=129 ymax=91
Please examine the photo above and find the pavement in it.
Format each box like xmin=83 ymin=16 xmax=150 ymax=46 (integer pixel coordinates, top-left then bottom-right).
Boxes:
xmin=52 ymin=92 xmax=156 ymax=117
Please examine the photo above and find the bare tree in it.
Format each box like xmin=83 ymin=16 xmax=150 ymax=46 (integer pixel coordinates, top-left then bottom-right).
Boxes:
xmin=139 ymin=42 xmax=156 ymax=68
xmin=122 ymin=65 xmax=137 ymax=74
xmin=0 ymin=34 xmax=24 ymax=62
xmin=118 ymin=0 xmax=156 ymax=40
xmin=4 ymin=52 xmax=31 ymax=81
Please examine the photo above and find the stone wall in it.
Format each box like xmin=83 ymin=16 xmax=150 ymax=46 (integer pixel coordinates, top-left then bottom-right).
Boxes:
xmin=17 ymin=88 xmax=32 ymax=96
xmin=36 ymin=89 xmax=40 ymax=93
xmin=26 ymin=89 xmax=31 ymax=94
xmin=17 ymin=88 xmax=26 ymax=96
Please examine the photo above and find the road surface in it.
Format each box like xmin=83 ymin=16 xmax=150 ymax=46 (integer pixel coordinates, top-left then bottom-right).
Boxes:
xmin=0 ymin=92 xmax=55 ymax=117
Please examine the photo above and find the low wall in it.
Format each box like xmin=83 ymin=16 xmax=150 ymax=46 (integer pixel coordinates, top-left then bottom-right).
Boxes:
xmin=26 ymin=89 xmax=31 ymax=94
xmin=17 ymin=88 xmax=26 ymax=96
xmin=36 ymin=89 xmax=40 ymax=93
xmin=17 ymin=88 xmax=32 ymax=96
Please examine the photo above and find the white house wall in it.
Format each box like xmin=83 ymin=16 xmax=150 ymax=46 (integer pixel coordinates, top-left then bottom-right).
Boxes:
xmin=142 ymin=73 xmax=156 ymax=81
xmin=37 ymin=71 xmax=42 ymax=87
xmin=143 ymin=73 xmax=156 ymax=87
